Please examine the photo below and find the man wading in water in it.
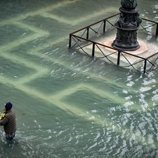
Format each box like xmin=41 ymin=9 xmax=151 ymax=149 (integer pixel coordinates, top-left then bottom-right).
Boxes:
xmin=0 ymin=102 xmax=16 ymax=140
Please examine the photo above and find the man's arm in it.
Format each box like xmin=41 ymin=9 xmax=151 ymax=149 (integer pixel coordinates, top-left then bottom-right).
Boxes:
xmin=0 ymin=116 xmax=8 ymax=125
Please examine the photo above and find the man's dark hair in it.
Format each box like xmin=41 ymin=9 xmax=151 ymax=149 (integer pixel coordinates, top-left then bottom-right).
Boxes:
xmin=5 ymin=102 xmax=13 ymax=111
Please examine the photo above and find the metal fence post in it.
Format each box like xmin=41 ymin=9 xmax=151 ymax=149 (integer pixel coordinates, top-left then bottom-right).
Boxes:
xmin=156 ymin=23 xmax=158 ymax=37
xmin=86 ymin=27 xmax=89 ymax=40
xmin=117 ymin=51 xmax=121 ymax=66
xmin=92 ymin=43 xmax=95 ymax=57
xmin=69 ymin=34 xmax=72 ymax=48
xmin=103 ymin=19 xmax=106 ymax=33
xmin=143 ymin=59 xmax=147 ymax=73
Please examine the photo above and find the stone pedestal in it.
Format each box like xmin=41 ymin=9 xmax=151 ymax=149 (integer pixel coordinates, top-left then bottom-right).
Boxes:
xmin=112 ymin=0 xmax=142 ymax=51
xmin=84 ymin=36 xmax=158 ymax=68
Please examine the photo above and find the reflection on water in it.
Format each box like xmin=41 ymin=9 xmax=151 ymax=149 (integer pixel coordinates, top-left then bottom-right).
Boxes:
xmin=0 ymin=0 xmax=158 ymax=157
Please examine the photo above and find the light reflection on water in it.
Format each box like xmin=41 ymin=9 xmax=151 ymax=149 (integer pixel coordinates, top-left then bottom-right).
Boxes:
xmin=0 ymin=0 xmax=158 ymax=158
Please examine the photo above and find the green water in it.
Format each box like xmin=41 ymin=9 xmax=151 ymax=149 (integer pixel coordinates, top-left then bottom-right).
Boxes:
xmin=0 ymin=0 xmax=158 ymax=157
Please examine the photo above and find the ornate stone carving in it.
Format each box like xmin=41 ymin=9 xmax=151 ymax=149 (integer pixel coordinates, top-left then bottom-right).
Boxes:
xmin=121 ymin=0 xmax=137 ymax=10
xmin=112 ymin=0 xmax=142 ymax=51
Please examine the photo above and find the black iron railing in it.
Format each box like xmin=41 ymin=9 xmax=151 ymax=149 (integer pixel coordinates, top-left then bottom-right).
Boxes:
xmin=141 ymin=18 xmax=158 ymax=37
xmin=69 ymin=14 xmax=158 ymax=73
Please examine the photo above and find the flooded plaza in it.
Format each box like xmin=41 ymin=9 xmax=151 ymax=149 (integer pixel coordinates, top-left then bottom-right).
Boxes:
xmin=0 ymin=0 xmax=158 ymax=157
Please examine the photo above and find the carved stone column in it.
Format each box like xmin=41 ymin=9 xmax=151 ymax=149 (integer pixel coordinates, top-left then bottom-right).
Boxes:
xmin=112 ymin=0 xmax=142 ymax=51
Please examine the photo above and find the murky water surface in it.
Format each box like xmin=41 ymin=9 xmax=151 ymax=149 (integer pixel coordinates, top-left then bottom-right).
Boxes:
xmin=0 ymin=0 xmax=158 ymax=157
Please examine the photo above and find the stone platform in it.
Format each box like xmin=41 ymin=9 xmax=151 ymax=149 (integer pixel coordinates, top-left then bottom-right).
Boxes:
xmin=84 ymin=36 xmax=158 ymax=69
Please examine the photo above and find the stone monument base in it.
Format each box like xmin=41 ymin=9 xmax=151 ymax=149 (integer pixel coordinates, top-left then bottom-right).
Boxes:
xmin=83 ymin=36 xmax=158 ymax=69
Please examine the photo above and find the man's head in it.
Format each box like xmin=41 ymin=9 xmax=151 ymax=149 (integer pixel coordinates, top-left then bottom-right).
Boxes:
xmin=5 ymin=102 xmax=13 ymax=111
